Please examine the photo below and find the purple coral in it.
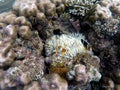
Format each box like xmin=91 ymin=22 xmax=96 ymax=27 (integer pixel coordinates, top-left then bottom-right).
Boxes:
xmin=0 ymin=55 xmax=44 ymax=89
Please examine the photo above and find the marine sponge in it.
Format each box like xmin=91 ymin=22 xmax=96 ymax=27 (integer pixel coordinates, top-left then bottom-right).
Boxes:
xmin=45 ymin=33 xmax=90 ymax=59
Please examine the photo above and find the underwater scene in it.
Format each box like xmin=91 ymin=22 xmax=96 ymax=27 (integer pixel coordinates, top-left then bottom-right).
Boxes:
xmin=0 ymin=0 xmax=120 ymax=90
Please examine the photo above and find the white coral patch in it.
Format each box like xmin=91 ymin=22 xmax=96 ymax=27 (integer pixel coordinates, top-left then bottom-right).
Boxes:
xmin=45 ymin=34 xmax=89 ymax=59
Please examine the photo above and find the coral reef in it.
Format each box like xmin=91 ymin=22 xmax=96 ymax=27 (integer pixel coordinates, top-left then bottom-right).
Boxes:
xmin=100 ymin=0 xmax=120 ymax=15
xmin=100 ymin=77 xmax=115 ymax=90
xmin=13 ymin=31 xmax=43 ymax=58
xmin=0 ymin=11 xmax=16 ymax=25
xmin=66 ymin=0 xmax=120 ymax=23
xmin=23 ymin=81 xmax=42 ymax=90
xmin=40 ymin=73 xmax=68 ymax=90
xmin=93 ymin=18 xmax=120 ymax=37
xmin=0 ymin=55 xmax=44 ymax=89
xmin=45 ymin=50 xmax=101 ymax=89
xmin=38 ymin=19 xmax=71 ymax=40
xmin=0 ymin=25 xmax=17 ymax=67
xmin=13 ymin=0 xmax=68 ymax=23
xmin=45 ymin=33 xmax=90 ymax=59
xmin=89 ymin=4 xmax=112 ymax=21
xmin=67 ymin=0 xmax=99 ymax=18
xmin=67 ymin=52 xmax=101 ymax=85
xmin=23 ymin=73 xmax=68 ymax=90
xmin=0 ymin=9 xmax=44 ymax=90
xmin=0 ymin=0 xmax=120 ymax=90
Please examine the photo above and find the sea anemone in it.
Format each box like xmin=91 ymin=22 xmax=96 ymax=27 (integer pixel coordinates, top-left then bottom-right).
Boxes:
xmin=45 ymin=33 xmax=91 ymax=59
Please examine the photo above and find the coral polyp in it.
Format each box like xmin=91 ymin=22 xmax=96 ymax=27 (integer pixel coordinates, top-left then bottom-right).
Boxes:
xmin=45 ymin=33 xmax=91 ymax=59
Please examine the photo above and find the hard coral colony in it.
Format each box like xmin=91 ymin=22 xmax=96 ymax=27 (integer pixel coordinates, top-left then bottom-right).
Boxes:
xmin=0 ymin=0 xmax=120 ymax=90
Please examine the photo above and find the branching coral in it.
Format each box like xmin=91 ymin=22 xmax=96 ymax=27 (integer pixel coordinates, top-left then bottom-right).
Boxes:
xmin=66 ymin=0 xmax=120 ymax=23
xmin=92 ymin=18 xmax=120 ymax=37
xmin=67 ymin=0 xmax=99 ymax=17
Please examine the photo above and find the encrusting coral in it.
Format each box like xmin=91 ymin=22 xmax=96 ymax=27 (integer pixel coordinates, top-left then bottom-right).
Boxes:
xmin=13 ymin=0 xmax=68 ymax=24
xmin=100 ymin=0 xmax=120 ymax=15
xmin=0 ymin=8 xmax=44 ymax=90
xmin=0 ymin=11 xmax=17 ymax=25
xmin=40 ymin=73 xmax=68 ymax=90
xmin=0 ymin=55 xmax=45 ymax=89
xmin=0 ymin=25 xmax=17 ymax=67
xmin=23 ymin=81 xmax=42 ymax=90
xmin=1 ymin=0 xmax=120 ymax=90
xmin=23 ymin=73 xmax=68 ymax=90
xmin=44 ymin=32 xmax=101 ymax=88
xmin=13 ymin=31 xmax=43 ymax=58
xmin=90 ymin=4 xmax=112 ymax=21
xmin=67 ymin=52 xmax=101 ymax=86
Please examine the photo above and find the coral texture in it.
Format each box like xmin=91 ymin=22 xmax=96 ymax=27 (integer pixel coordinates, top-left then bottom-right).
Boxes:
xmin=93 ymin=18 xmax=120 ymax=37
xmin=100 ymin=0 xmax=120 ymax=15
xmin=67 ymin=0 xmax=99 ymax=17
xmin=1 ymin=0 xmax=120 ymax=90
xmin=67 ymin=52 xmax=101 ymax=85
xmin=13 ymin=0 xmax=68 ymax=21
xmin=23 ymin=81 xmax=42 ymax=90
xmin=45 ymin=33 xmax=90 ymax=59
xmin=40 ymin=73 xmax=68 ymax=90
xmin=0 ymin=25 xmax=17 ymax=67
xmin=0 ymin=55 xmax=44 ymax=89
